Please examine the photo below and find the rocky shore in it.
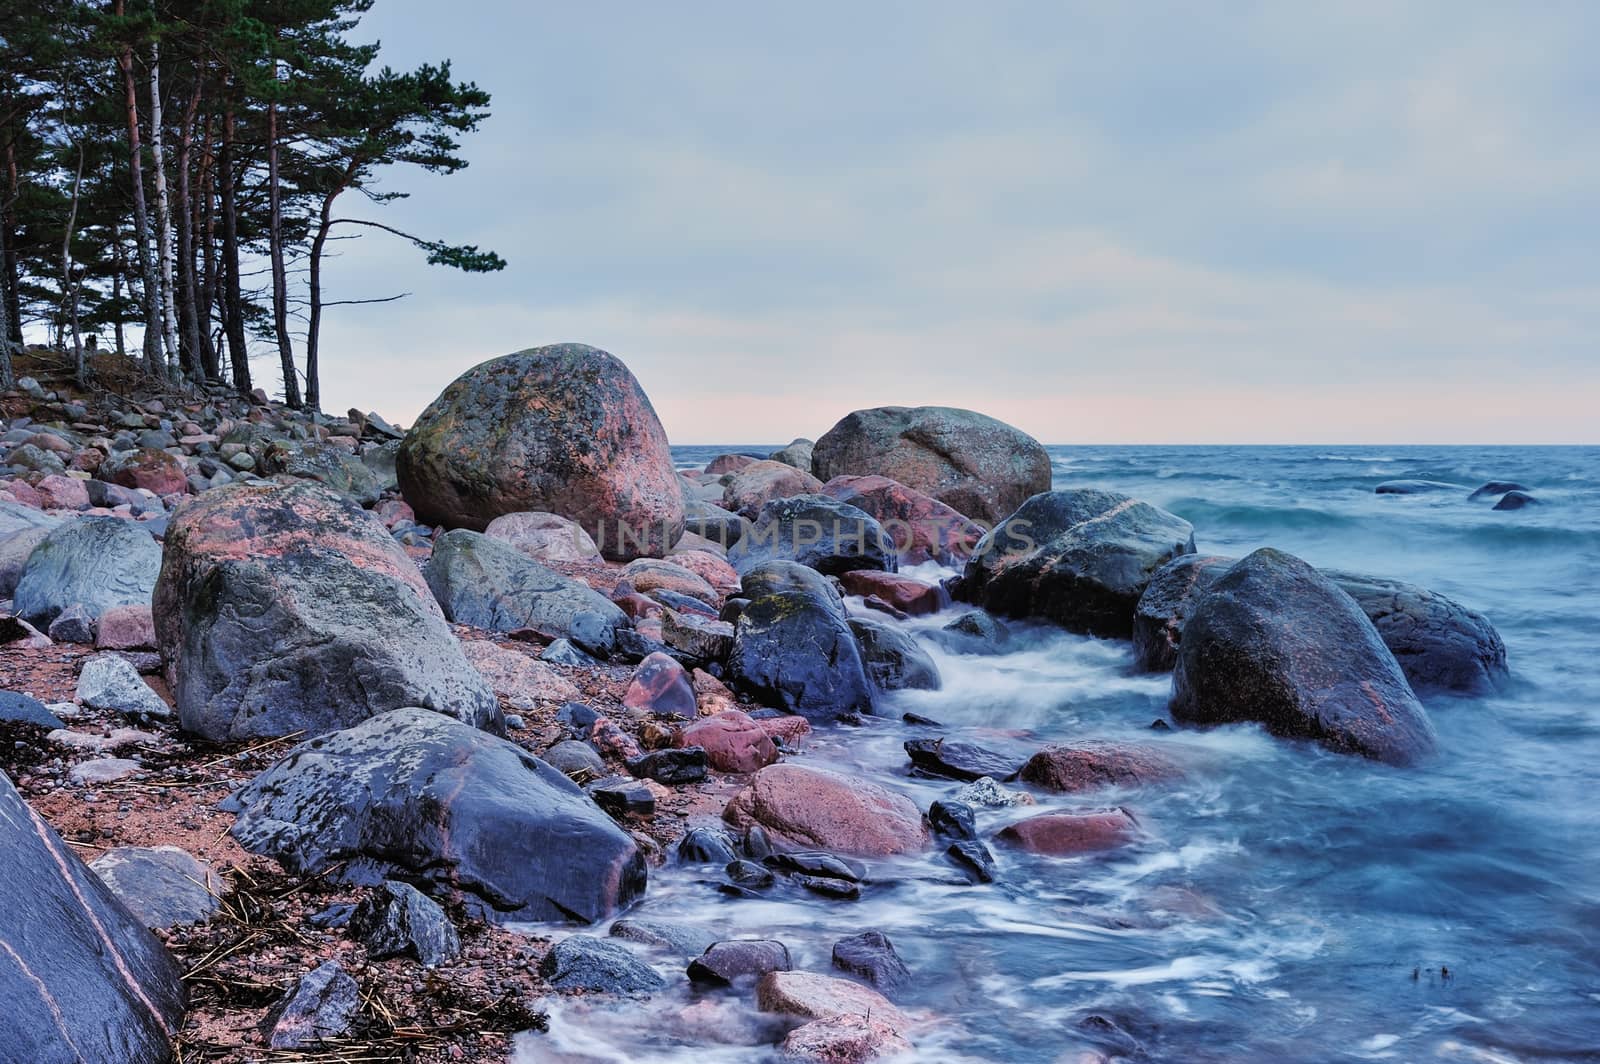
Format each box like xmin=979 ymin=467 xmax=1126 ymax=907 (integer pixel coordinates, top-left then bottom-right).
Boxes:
xmin=0 ymin=344 xmax=1514 ymax=1063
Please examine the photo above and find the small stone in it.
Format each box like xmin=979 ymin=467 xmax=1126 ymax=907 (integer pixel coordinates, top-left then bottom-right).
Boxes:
xmin=69 ymin=757 xmax=140 ymax=785
xmin=626 ymin=746 xmax=708 ymax=785
xmin=47 ymin=603 xmax=97 ymax=644
xmin=94 ymin=603 xmax=158 ymax=650
xmin=677 ymin=826 xmax=739 ymax=865
xmin=688 ymin=939 xmax=793 ymax=985
xmin=538 ymin=934 xmax=665 ymax=995
xmin=831 ymin=931 xmax=911 ymax=994
xmin=75 ymin=653 xmax=171 ymax=720
xmin=349 ymin=881 xmax=460 ymax=967
xmin=622 ymin=652 xmax=697 ymax=719
xmin=543 ymin=740 xmax=605 ymax=777
xmin=589 ymin=776 xmax=655 ymax=817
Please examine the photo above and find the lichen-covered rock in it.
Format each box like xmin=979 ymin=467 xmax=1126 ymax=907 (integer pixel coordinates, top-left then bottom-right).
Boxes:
xmin=960 ymin=489 xmax=1196 ymax=638
xmin=424 ymin=529 xmax=627 ymax=654
xmin=397 ymin=344 xmax=684 ymax=560
xmin=484 ymin=511 xmax=603 ymax=563
xmin=14 ymin=516 xmax=161 ymax=629
xmin=1169 ymin=549 xmax=1438 ymax=765
xmin=154 ymin=479 xmax=500 ymax=740
xmin=722 ymin=460 xmax=825 ymax=520
xmin=99 ymin=447 xmax=187 ymax=497
xmin=228 ymin=708 xmax=645 ymax=922
xmin=812 ymin=406 xmax=1050 ymax=524
xmin=0 ymin=769 xmax=185 ymax=1063
xmin=821 ymin=474 xmax=985 ymax=566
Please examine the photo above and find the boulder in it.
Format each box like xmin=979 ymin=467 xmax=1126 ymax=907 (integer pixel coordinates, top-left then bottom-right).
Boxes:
xmin=780 ymin=1015 xmax=913 ymax=1062
xmin=1018 ymin=743 xmax=1180 ymax=792
xmin=484 ymin=510 xmax=603 ymax=563
xmin=349 ymin=880 xmax=460 ymax=967
xmin=625 ymin=746 xmax=707 ymax=784
xmin=1468 ymin=481 xmax=1529 ymax=501
xmin=264 ymin=961 xmax=360 ymax=1049
xmin=837 ymin=569 xmax=944 ymax=615
xmin=154 ymin=480 xmax=501 ymax=740
xmin=722 ymin=460 xmax=825 ymax=520
xmin=688 ymin=940 xmax=793 ymax=985
xmin=397 ymin=343 xmax=684 ymax=560
xmin=539 ymin=935 xmax=665 ymax=995
xmin=758 ymin=969 xmax=910 ymax=1031
xmin=227 ymin=708 xmax=646 ymax=922
xmin=100 ymin=447 xmax=187 ymax=497
xmin=0 ymin=769 xmax=185 ymax=1063
xmin=995 ymin=809 xmax=1141 ymax=856
xmin=728 ymin=494 xmax=898 ymax=576
xmin=849 ymin=616 xmax=940 ymax=692
xmin=821 ymin=474 xmax=985 ymax=566
xmin=767 ymin=438 xmax=815 ymax=470
xmin=88 ymin=846 xmax=223 ymax=929
xmin=831 ymin=931 xmax=911 ymax=994
xmin=424 ymin=529 xmax=627 ymax=654
xmin=1169 ymin=549 xmax=1438 ymax=765
xmin=0 ymin=690 xmax=66 ymax=729
xmin=14 ymin=516 xmax=161 ymax=629
xmin=960 ymin=489 xmax=1196 ymax=637
xmin=682 ymin=500 xmax=750 ymax=548
xmin=664 ymin=548 xmax=740 ymax=593
xmin=34 ymin=473 xmax=90 ymax=510
xmin=1131 ymin=554 xmax=1235 ymax=671
xmin=811 ymin=405 xmax=1050 ymax=524
xmin=48 ymin=602 xmax=96 ymax=643
xmin=623 ymin=557 xmax=719 ymax=604
xmin=726 ymin=562 xmax=876 ymax=720
xmin=1493 ymin=490 xmax=1539 ymax=511
xmin=0 ymin=523 xmax=54 ymax=597
xmin=723 ymin=763 xmax=928 ymax=856
xmin=705 ymin=453 xmax=759 ymax=475
xmin=261 ymin=439 xmax=383 ymax=505
xmin=678 ymin=709 xmax=780 ymax=773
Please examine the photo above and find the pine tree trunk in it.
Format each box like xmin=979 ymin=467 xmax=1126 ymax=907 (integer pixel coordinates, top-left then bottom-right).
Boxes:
xmin=2 ymin=139 xmax=22 ymax=346
xmin=175 ymin=70 xmax=206 ymax=382
xmin=266 ymin=77 xmax=301 ymax=407
xmin=148 ymin=40 xmax=180 ymax=377
xmin=114 ymin=1 xmax=162 ymax=375
xmin=62 ymin=146 xmax=86 ymax=385
xmin=219 ymin=102 xmax=251 ymax=394
xmin=305 ymin=194 xmax=338 ymax=411
xmin=112 ymin=233 xmax=127 ymax=359
xmin=197 ymin=111 xmax=220 ymax=381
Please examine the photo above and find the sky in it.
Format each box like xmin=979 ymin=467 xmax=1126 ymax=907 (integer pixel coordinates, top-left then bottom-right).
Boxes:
xmin=308 ymin=1 xmax=1599 ymax=444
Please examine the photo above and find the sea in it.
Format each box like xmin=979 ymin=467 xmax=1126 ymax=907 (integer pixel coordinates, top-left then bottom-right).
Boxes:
xmin=515 ymin=444 xmax=1600 ymax=1063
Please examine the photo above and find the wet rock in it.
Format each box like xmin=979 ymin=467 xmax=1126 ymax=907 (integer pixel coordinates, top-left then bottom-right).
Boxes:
xmin=1131 ymin=554 xmax=1235 ymax=671
xmin=765 ymin=850 xmax=866 ymax=882
xmin=812 ymin=406 xmax=1050 ymax=527
xmin=76 ymin=653 xmax=171 ymax=721
xmin=1018 ymin=743 xmax=1181 ymax=793
xmin=589 ymin=776 xmax=656 ymax=817
xmin=726 ymin=561 xmax=876 ymax=721
xmin=95 ymin=603 xmax=158 ymax=651
xmin=849 ymin=616 xmax=941 ymax=693
xmin=946 ymin=840 xmax=997 ymax=883
xmin=837 ymin=569 xmax=945 ymax=615
xmin=688 ymin=939 xmax=793 ymax=984
xmin=0 ymin=690 xmax=66 ymax=729
xmin=539 ymin=934 xmax=666 ymax=995
xmin=961 ymin=489 xmax=1196 ymax=638
xmin=542 ymin=739 xmax=605 ymax=777
xmin=929 ymin=610 xmax=1012 ymax=655
xmin=89 ymin=846 xmax=222 ymax=929
xmin=721 ymin=459 xmax=825 ymax=520
xmin=47 ymin=602 xmax=96 ymax=643
xmin=723 ymin=763 xmax=928 ymax=856
xmin=1170 ymin=549 xmax=1439 ymax=765
xmin=349 ymin=880 xmax=460 ymax=967
xmin=995 ymin=809 xmax=1141 ymax=856
xmin=904 ymin=738 xmax=1022 ymax=781
xmin=228 ymin=708 xmax=645 ymax=923
xmin=954 ymin=776 xmax=1035 ymax=808
xmin=758 ymin=969 xmax=911 ymax=1032
xmin=1493 ymin=490 xmax=1539 ymax=511
xmin=819 ymin=473 xmax=985 ymax=567
xmin=832 ymin=931 xmax=911 ymax=994
xmin=1468 ymin=480 xmax=1529 ymax=501
xmin=1323 ymin=569 xmax=1509 ymax=693
xmin=726 ymin=858 xmax=776 ymax=890
xmin=1375 ymin=480 xmax=1463 ymax=494
xmin=927 ymin=799 xmax=977 ymax=840
xmin=677 ymin=826 xmax=741 ymax=865
xmin=661 ymin=610 xmax=736 ymax=662
xmin=0 ymin=769 xmax=185 ymax=1063
xmin=155 ymin=480 xmax=500 ymax=740
xmin=425 ymin=529 xmax=627 ymax=654
xmin=397 ymin=343 xmax=684 ymax=559
xmin=621 ymin=651 xmax=698 ymax=718
xmin=264 ymin=961 xmax=360 ymax=1049
xmin=679 ymin=709 xmax=780 ymax=773
xmin=100 ymin=447 xmax=187 ymax=496
xmin=781 ymin=1015 xmax=913 ymax=1062
xmin=728 ymin=494 xmax=898 ymax=576
xmin=14 ymin=516 xmax=160 ymax=629
xmin=610 ymin=919 xmax=713 ymax=956
xmin=626 ymin=746 xmax=708 ymax=784
xmin=461 ymin=639 xmax=582 ymax=708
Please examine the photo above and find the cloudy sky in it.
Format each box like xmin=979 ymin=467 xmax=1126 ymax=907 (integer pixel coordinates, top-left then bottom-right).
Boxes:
xmin=313 ymin=1 xmax=1598 ymax=444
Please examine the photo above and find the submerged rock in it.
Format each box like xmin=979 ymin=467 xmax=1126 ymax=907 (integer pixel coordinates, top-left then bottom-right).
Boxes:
xmin=904 ymin=738 xmax=1022 ymax=782
xmin=812 ymin=405 xmax=1050 ymax=525
xmin=961 ymin=489 xmax=1196 ymax=638
xmin=1018 ymin=743 xmax=1180 ymax=793
xmin=996 ymin=809 xmax=1141 ymax=856
xmin=1169 ymin=549 xmax=1438 ymax=765
xmin=688 ymin=939 xmax=793 ymax=985
xmin=1493 ymin=490 xmax=1539 ymax=511
xmin=1375 ymin=480 xmax=1464 ymax=494
xmin=539 ymin=935 xmax=665 ymax=995
xmin=831 ymin=930 xmax=912 ymax=994
xmin=227 ymin=708 xmax=646 ymax=923
xmin=397 ymin=343 xmax=684 ymax=559
xmin=850 ymin=616 xmax=941 ymax=692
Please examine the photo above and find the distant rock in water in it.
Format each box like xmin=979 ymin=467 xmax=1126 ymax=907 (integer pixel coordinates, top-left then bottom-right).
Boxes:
xmin=1492 ymin=490 xmax=1539 ymax=511
xmin=960 ymin=489 xmax=1196 ymax=638
xmin=1169 ymin=548 xmax=1438 ymax=765
xmin=1375 ymin=480 xmax=1465 ymax=495
xmin=1136 ymin=553 xmax=1508 ymax=693
xmin=396 ymin=343 xmax=684 ymax=560
xmin=811 ymin=405 xmax=1050 ymax=524
xmin=154 ymin=479 xmax=501 ymax=740
xmin=0 ymin=769 xmax=185 ymax=1063
xmin=1468 ymin=481 xmax=1529 ymax=501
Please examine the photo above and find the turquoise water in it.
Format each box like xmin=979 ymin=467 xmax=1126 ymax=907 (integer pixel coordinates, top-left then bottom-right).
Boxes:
xmin=519 ymin=445 xmax=1600 ymax=1063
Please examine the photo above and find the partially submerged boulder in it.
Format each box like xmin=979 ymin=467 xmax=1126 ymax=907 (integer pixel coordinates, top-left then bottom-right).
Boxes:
xmin=397 ymin=343 xmax=684 ymax=559
xmin=228 ymin=708 xmax=647 ymax=923
xmin=811 ymin=405 xmax=1050 ymax=524
xmin=961 ymin=489 xmax=1195 ymax=637
xmin=849 ymin=615 xmax=940 ymax=692
xmin=1169 ymin=549 xmax=1438 ymax=765
xmin=723 ymin=763 xmax=928 ymax=856
xmin=154 ymin=479 xmax=500 ymax=740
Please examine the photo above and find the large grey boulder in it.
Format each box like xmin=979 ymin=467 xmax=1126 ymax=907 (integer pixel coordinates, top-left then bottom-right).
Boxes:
xmin=13 ymin=517 xmax=160 ymax=629
xmin=849 ymin=616 xmax=940 ymax=692
xmin=397 ymin=343 xmax=684 ymax=560
xmin=811 ymin=406 xmax=1050 ymax=524
xmin=960 ymin=489 xmax=1195 ymax=637
xmin=227 ymin=708 xmax=647 ymax=923
xmin=424 ymin=529 xmax=628 ymax=654
xmin=1169 ymin=549 xmax=1438 ymax=766
xmin=726 ymin=494 xmax=898 ymax=577
xmin=0 ymin=770 xmax=185 ymax=1062
xmin=154 ymin=479 xmax=500 ymax=741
